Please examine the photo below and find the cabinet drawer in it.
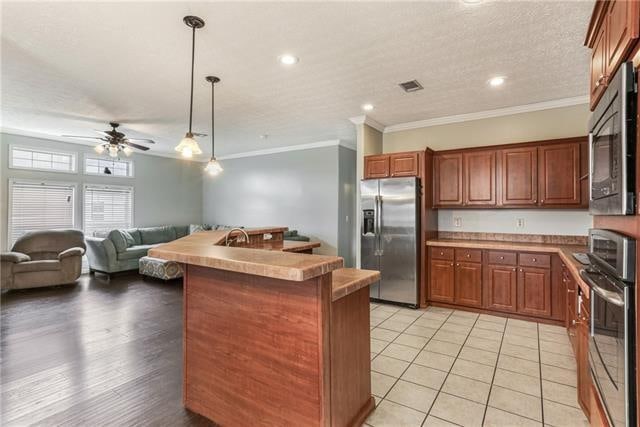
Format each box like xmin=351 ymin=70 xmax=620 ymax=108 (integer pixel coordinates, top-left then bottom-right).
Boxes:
xmin=487 ymin=250 xmax=517 ymax=266
xmin=455 ymin=248 xmax=482 ymax=263
xmin=519 ymin=253 xmax=551 ymax=268
xmin=431 ymin=247 xmax=454 ymax=261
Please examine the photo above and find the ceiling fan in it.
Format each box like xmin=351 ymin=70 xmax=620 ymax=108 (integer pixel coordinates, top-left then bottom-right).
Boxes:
xmin=62 ymin=122 xmax=156 ymax=157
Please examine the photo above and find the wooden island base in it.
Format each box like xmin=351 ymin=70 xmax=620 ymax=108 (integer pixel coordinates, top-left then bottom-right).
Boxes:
xmin=181 ymin=265 xmax=377 ymax=426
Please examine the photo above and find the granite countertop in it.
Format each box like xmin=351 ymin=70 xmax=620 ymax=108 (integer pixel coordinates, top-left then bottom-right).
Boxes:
xmin=149 ymin=227 xmax=343 ymax=282
xmin=332 ymin=268 xmax=380 ymax=301
xmin=426 ymin=238 xmax=590 ymax=295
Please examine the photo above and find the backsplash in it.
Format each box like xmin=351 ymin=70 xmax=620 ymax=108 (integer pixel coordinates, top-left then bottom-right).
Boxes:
xmin=438 ymin=209 xmax=592 ymax=236
xmin=438 ymin=231 xmax=588 ymax=246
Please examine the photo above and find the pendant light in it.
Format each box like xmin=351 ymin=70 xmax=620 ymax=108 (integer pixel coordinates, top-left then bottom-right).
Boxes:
xmin=204 ymin=76 xmax=223 ymax=176
xmin=175 ymin=16 xmax=205 ymax=158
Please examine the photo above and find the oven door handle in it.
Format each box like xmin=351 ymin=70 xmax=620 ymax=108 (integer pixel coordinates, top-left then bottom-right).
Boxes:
xmin=579 ymin=269 xmax=625 ymax=307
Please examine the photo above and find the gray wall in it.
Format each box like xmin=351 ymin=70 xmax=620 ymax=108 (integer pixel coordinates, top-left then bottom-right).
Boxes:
xmin=1 ymin=133 xmax=203 ymax=250
xmin=203 ymin=145 xmax=356 ymax=262
xmin=338 ymin=146 xmax=356 ymax=266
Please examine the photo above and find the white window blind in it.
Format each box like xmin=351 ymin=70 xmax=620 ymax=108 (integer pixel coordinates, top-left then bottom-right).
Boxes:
xmin=10 ymin=146 xmax=77 ymax=173
xmin=8 ymin=180 xmax=76 ymax=246
xmin=84 ymin=156 xmax=133 ymax=177
xmin=83 ymin=185 xmax=133 ymax=236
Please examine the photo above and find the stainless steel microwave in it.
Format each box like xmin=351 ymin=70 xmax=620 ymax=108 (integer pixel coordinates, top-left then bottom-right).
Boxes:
xmin=588 ymin=61 xmax=636 ymax=215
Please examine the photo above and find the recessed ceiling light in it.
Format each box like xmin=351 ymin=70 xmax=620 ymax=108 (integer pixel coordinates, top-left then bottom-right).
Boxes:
xmin=462 ymin=0 xmax=482 ymax=4
xmin=278 ymin=54 xmax=298 ymax=65
xmin=488 ymin=76 xmax=506 ymax=87
xmin=361 ymin=104 xmax=374 ymax=112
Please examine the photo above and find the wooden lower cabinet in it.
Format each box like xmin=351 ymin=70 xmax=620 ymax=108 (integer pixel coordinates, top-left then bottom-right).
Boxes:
xmin=484 ymin=265 xmax=517 ymax=312
xmin=429 ymin=259 xmax=455 ymax=303
xmin=564 ymin=264 xmax=578 ymax=352
xmin=454 ymin=262 xmax=482 ymax=307
xmin=429 ymin=246 xmax=556 ymax=321
xmin=517 ymin=266 xmax=552 ymax=317
xmin=577 ymin=293 xmax=591 ymax=419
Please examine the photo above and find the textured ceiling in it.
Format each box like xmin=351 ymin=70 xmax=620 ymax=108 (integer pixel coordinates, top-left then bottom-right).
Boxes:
xmin=1 ymin=1 xmax=593 ymax=157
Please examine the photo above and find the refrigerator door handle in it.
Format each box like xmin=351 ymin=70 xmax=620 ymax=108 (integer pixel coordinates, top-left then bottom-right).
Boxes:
xmin=377 ymin=196 xmax=383 ymax=255
xmin=374 ymin=195 xmax=380 ymax=255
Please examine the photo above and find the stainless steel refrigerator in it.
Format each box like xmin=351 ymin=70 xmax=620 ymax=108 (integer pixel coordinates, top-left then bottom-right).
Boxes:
xmin=361 ymin=177 xmax=419 ymax=307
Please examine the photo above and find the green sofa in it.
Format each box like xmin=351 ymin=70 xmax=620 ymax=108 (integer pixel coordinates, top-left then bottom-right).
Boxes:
xmin=85 ymin=225 xmax=190 ymax=275
xmin=86 ymin=225 xmax=310 ymax=276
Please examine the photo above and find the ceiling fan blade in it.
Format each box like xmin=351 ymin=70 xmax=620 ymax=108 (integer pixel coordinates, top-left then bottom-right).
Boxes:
xmin=94 ymin=130 xmax=113 ymax=137
xmin=125 ymin=142 xmax=150 ymax=151
xmin=125 ymin=138 xmax=156 ymax=144
xmin=61 ymin=135 xmax=107 ymax=141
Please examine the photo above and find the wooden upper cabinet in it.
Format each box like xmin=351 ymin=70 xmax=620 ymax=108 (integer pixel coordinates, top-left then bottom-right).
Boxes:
xmin=590 ymin=22 xmax=608 ymax=110
xmin=538 ymin=142 xmax=581 ymax=206
xmin=390 ymin=152 xmax=420 ymax=177
xmin=364 ymin=155 xmax=390 ymax=179
xmin=500 ymin=147 xmax=538 ymax=206
xmin=434 ymin=153 xmax=463 ymax=207
xmin=463 ymin=150 xmax=496 ymax=206
xmin=606 ymin=0 xmax=639 ymax=72
xmin=586 ymin=0 xmax=640 ymax=110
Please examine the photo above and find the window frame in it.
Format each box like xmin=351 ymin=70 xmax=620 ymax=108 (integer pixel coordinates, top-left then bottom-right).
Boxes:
xmin=7 ymin=178 xmax=78 ymax=248
xmin=83 ymin=154 xmax=135 ymax=178
xmin=82 ymin=183 xmax=135 ymax=236
xmin=9 ymin=145 xmax=78 ymax=174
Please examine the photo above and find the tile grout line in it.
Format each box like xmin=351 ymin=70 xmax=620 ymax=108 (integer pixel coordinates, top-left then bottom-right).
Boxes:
xmin=419 ymin=311 xmax=483 ymax=427
xmin=480 ymin=314 xmax=507 ymax=426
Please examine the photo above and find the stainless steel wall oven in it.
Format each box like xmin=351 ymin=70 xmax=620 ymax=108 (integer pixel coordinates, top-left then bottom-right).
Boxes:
xmin=580 ymin=229 xmax=636 ymax=426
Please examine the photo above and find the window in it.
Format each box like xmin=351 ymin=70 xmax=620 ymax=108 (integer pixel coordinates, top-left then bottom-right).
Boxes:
xmin=83 ymin=184 xmax=133 ymax=236
xmin=84 ymin=156 xmax=134 ymax=177
xmin=8 ymin=180 xmax=76 ymax=246
xmin=10 ymin=146 xmax=77 ymax=173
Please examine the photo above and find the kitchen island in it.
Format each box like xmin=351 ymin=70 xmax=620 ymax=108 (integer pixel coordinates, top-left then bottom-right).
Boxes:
xmin=149 ymin=227 xmax=379 ymax=426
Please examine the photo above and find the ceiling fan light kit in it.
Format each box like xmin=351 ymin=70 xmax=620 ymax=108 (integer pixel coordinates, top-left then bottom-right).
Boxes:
xmin=175 ymin=15 xmax=205 ymax=159
xmin=63 ymin=122 xmax=155 ymax=159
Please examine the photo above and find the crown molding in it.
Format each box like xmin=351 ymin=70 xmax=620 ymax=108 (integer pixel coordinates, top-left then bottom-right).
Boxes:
xmin=0 ymin=127 xmax=202 ymax=162
xmin=349 ymin=115 xmax=385 ymax=133
xmin=217 ymin=139 xmax=354 ymax=160
xmin=383 ymin=96 xmax=589 ymax=134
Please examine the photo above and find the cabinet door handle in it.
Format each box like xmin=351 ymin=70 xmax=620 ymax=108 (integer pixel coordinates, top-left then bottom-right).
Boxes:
xmin=466 ymin=254 xmax=470 ymax=258
xmin=500 ymin=256 xmax=504 ymax=260
xmin=450 ymin=263 xmax=454 ymax=266
xmin=440 ymin=251 xmax=444 ymax=255
xmin=532 ymin=258 xmax=537 ymax=262
xmin=456 ymin=263 xmax=460 ymax=267
xmin=519 ymin=268 xmax=523 ymax=272
xmin=512 ymin=268 xmax=516 ymax=271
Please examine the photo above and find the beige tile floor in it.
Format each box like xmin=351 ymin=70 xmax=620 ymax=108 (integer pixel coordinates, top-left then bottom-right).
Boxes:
xmin=365 ymin=303 xmax=590 ymax=427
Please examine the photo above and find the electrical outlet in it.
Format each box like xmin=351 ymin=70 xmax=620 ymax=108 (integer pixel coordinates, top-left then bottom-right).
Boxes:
xmin=453 ymin=217 xmax=462 ymax=227
xmin=516 ymin=218 xmax=525 ymax=228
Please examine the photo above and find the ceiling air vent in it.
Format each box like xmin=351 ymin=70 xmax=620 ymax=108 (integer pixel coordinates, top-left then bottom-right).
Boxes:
xmin=399 ymin=80 xmax=423 ymax=93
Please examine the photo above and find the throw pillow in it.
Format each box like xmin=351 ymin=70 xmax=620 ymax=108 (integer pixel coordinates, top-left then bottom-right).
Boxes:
xmin=108 ymin=230 xmax=131 ymax=252
xmin=189 ymin=224 xmax=210 ymax=234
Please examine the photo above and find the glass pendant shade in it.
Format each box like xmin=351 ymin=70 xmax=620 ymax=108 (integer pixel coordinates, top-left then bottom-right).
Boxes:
xmin=122 ymin=146 xmax=133 ymax=156
xmin=108 ymin=146 xmax=119 ymax=158
xmin=175 ymin=133 xmax=203 ymax=158
xmin=204 ymin=157 xmax=223 ymax=176
xmin=94 ymin=144 xmax=105 ymax=154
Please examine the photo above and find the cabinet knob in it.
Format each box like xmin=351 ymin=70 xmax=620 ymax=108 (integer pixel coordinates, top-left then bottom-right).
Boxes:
xmin=500 ymin=256 xmax=504 ymax=260
xmin=512 ymin=268 xmax=516 ymax=271
xmin=450 ymin=263 xmax=454 ymax=266
xmin=572 ymin=320 xmax=576 ymax=325
xmin=440 ymin=252 xmax=444 ymax=255
xmin=466 ymin=254 xmax=470 ymax=258
xmin=520 ymin=269 xmax=523 ymax=272
xmin=456 ymin=263 xmax=460 ymax=266
xmin=532 ymin=258 xmax=537 ymax=262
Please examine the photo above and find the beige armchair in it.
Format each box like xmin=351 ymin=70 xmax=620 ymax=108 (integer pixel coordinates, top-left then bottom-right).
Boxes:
xmin=1 ymin=229 xmax=86 ymax=290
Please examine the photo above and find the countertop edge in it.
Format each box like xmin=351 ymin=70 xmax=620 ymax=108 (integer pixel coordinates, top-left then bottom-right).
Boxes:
xmin=332 ymin=268 xmax=381 ymax=302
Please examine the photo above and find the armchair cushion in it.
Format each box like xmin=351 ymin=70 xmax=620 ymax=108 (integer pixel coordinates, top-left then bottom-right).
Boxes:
xmin=1 ymin=252 xmax=31 ymax=263
xmin=58 ymin=247 xmax=85 ymax=260
xmin=117 ymin=244 xmax=157 ymax=260
xmin=13 ymin=260 xmax=62 ymax=273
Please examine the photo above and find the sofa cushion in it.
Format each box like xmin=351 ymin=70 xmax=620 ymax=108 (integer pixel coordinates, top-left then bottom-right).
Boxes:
xmin=13 ymin=260 xmax=62 ymax=273
xmin=125 ymin=229 xmax=142 ymax=245
xmin=139 ymin=226 xmax=176 ymax=245
xmin=175 ymin=226 xmax=190 ymax=239
xmin=108 ymin=230 xmax=133 ymax=252
xmin=117 ymin=244 xmax=158 ymax=260
xmin=189 ymin=224 xmax=211 ymax=234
